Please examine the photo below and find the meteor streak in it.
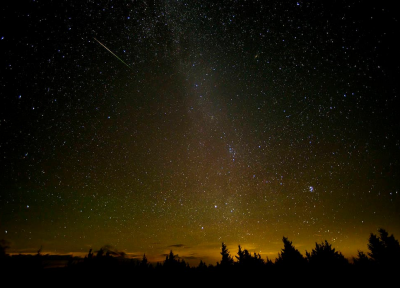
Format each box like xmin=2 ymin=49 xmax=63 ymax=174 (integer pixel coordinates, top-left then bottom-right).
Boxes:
xmin=94 ymin=38 xmax=133 ymax=71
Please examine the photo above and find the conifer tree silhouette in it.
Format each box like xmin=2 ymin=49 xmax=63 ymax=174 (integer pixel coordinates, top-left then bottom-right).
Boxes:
xmin=235 ymin=245 xmax=244 ymax=264
xmin=275 ymin=236 xmax=306 ymax=267
xmin=220 ymin=242 xmax=234 ymax=267
xmin=198 ymin=260 xmax=207 ymax=270
xmin=306 ymin=240 xmax=348 ymax=268
xmin=353 ymin=250 xmax=372 ymax=268
xmin=164 ymin=250 xmax=186 ymax=270
xmin=368 ymin=228 xmax=400 ymax=267
xmin=140 ymin=253 xmax=148 ymax=268
xmin=235 ymin=245 xmax=264 ymax=268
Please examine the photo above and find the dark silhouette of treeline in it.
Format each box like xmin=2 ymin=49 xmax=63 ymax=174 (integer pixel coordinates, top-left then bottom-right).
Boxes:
xmin=1 ymin=228 xmax=399 ymax=284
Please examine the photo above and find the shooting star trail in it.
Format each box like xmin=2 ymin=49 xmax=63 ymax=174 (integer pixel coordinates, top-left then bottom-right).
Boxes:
xmin=94 ymin=37 xmax=133 ymax=71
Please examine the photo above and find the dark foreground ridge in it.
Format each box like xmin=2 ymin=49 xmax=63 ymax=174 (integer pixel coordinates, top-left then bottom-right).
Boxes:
xmin=1 ymin=228 xmax=399 ymax=285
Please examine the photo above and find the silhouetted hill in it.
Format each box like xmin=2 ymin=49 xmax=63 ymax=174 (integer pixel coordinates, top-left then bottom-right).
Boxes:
xmin=1 ymin=228 xmax=399 ymax=285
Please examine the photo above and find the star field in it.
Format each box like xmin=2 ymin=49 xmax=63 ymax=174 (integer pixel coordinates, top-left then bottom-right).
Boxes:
xmin=1 ymin=0 xmax=399 ymax=265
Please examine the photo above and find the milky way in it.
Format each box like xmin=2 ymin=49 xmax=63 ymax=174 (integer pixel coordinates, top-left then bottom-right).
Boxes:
xmin=1 ymin=0 xmax=399 ymax=265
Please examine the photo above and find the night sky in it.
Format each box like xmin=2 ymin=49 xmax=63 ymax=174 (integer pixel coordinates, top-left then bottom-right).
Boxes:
xmin=1 ymin=0 xmax=399 ymax=266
